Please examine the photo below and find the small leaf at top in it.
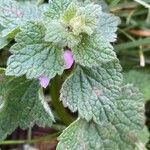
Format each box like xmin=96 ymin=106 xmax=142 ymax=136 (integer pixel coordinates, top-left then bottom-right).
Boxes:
xmin=45 ymin=1 xmax=102 ymax=47
xmin=62 ymin=2 xmax=78 ymax=24
xmin=45 ymin=20 xmax=81 ymax=48
xmin=45 ymin=0 xmax=71 ymax=20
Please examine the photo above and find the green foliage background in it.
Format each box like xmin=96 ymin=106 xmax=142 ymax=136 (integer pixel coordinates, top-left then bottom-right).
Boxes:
xmin=0 ymin=0 xmax=150 ymax=149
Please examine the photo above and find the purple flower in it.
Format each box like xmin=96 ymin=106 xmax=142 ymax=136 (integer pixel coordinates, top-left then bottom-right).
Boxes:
xmin=64 ymin=50 xmax=74 ymax=69
xmin=38 ymin=76 xmax=50 ymax=88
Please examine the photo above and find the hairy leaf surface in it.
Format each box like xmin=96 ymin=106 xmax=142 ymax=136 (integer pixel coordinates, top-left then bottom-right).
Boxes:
xmin=0 ymin=71 xmax=54 ymax=140
xmin=0 ymin=0 xmax=45 ymax=37
xmin=0 ymin=37 xmax=9 ymax=50
xmin=6 ymin=21 xmax=64 ymax=79
xmin=123 ymin=70 xmax=150 ymax=101
xmin=96 ymin=13 xmax=120 ymax=42
xmin=60 ymin=61 xmax=123 ymax=124
xmin=45 ymin=20 xmax=81 ymax=48
xmin=57 ymin=85 xmax=144 ymax=150
xmin=72 ymin=35 xmax=117 ymax=67
xmin=45 ymin=0 xmax=71 ymax=20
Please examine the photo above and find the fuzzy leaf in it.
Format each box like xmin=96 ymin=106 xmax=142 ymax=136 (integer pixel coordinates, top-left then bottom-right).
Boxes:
xmin=0 ymin=71 xmax=54 ymax=140
xmin=16 ymin=0 xmax=37 ymax=2
xmin=0 ymin=37 xmax=9 ymax=50
xmin=62 ymin=2 xmax=78 ymax=23
xmin=0 ymin=25 xmax=10 ymax=50
xmin=72 ymin=35 xmax=117 ymax=67
xmin=45 ymin=1 xmax=102 ymax=47
xmin=57 ymin=85 xmax=144 ymax=150
xmin=96 ymin=12 xmax=121 ymax=42
xmin=0 ymin=0 xmax=45 ymax=37
xmin=123 ymin=70 xmax=150 ymax=101
xmin=57 ymin=119 xmax=121 ymax=150
xmin=45 ymin=0 xmax=71 ymax=20
xmin=45 ymin=21 xmax=81 ymax=48
xmin=68 ymin=3 xmax=102 ymax=36
xmin=6 ymin=21 xmax=64 ymax=79
xmin=60 ymin=61 xmax=123 ymax=124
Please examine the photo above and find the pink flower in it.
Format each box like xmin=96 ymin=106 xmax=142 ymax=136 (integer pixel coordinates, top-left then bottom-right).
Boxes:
xmin=38 ymin=76 xmax=50 ymax=88
xmin=38 ymin=50 xmax=74 ymax=88
xmin=63 ymin=50 xmax=74 ymax=69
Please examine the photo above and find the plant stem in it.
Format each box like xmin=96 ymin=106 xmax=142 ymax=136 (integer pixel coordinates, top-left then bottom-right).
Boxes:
xmin=52 ymin=124 xmax=66 ymax=131
xmin=27 ymin=127 xmax=32 ymax=143
xmin=0 ymin=132 xmax=59 ymax=145
xmin=50 ymin=76 xmax=74 ymax=126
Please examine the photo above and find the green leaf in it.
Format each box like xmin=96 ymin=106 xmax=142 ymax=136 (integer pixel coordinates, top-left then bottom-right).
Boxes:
xmin=45 ymin=0 xmax=71 ymax=20
xmin=6 ymin=21 xmax=65 ymax=79
xmin=62 ymin=2 xmax=78 ymax=24
xmin=123 ymin=70 xmax=150 ymax=101
xmin=68 ymin=3 xmax=102 ymax=36
xmin=0 ymin=71 xmax=54 ymax=140
xmin=95 ymin=0 xmax=109 ymax=11
xmin=72 ymin=35 xmax=117 ymax=67
xmin=60 ymin=61 xmax=122 ymax=124
xmin=45 ymin=1 xmax=103 ymax=48
xmin=0 ymin=0 xmax=45 ymax=37
xmin=45 ymin=20 xmax=81 ymax=48
xmin=96 ymin=12 xmax=121 ymax=42
xmin=77 ymin=2 xmax=102 ymax=21
xmin=0 ymin=25 xmax=10 ymax=50
xmin=136 ymin=127 xmax=149 ymax=149
xmin=78 ymin=0 xmax=108 ymax=12
xmin=16 ymin=0 xmax=37 ymax=2
xmin=57 ymin=119 xmax=121 ymax=150
xmin=45 ymin=2 xmax=102 ymax=47
xmin=57 ymin=85 xmax=144 ymax=150
xmin=69 ymin=15 xmax=94 ymax=36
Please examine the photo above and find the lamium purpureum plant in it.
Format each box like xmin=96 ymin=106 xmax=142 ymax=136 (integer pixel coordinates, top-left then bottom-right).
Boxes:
xmin=0 ymin=0 xmax=144 ymax=149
